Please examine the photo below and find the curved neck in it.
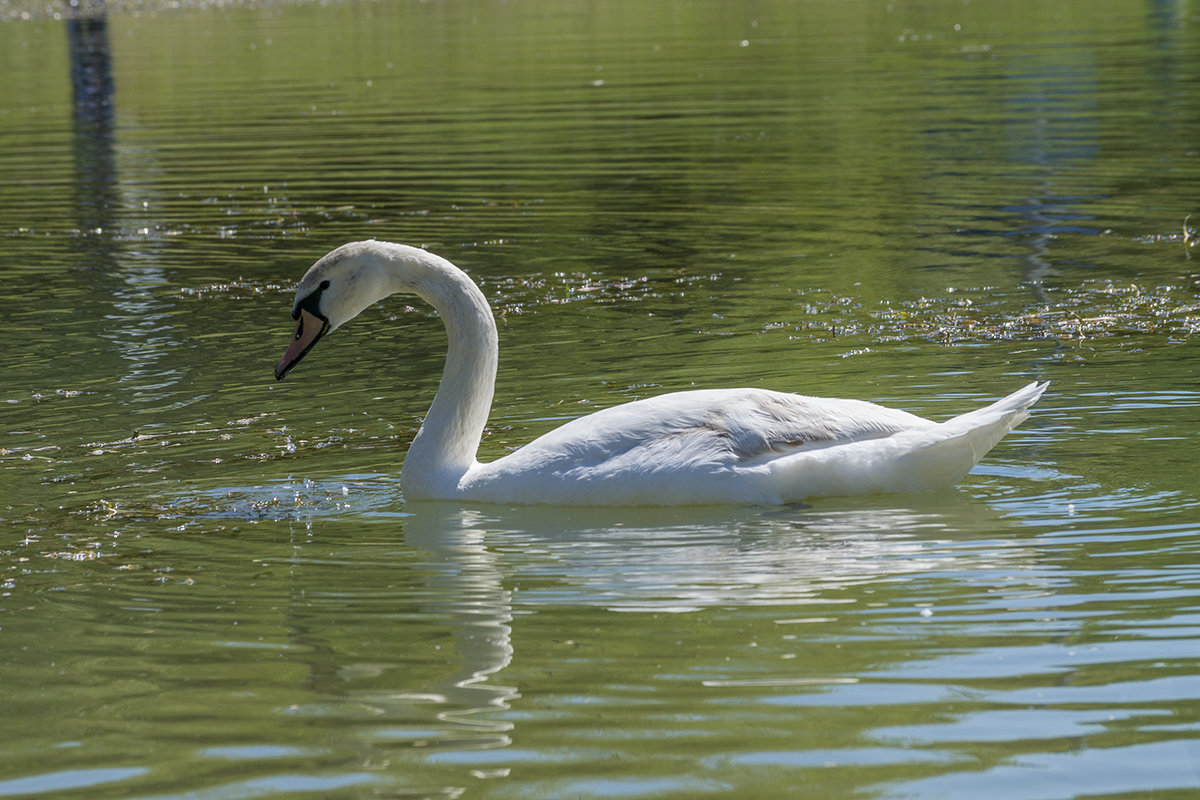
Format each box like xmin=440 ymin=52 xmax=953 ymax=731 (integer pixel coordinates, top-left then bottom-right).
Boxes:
xmin=385 ymin=246 xmax=498 ymax=493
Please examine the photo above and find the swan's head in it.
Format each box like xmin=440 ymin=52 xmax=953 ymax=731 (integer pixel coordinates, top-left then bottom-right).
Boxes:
xmin=274 ymin=241 xmax=399 ymax=381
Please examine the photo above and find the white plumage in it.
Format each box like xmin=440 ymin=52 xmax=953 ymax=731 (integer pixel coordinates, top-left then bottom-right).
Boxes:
xmin=275 ymin=240 xmax=1046 ymax=506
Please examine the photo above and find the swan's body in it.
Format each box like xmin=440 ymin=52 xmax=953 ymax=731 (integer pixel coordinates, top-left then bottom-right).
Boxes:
xmin=275 ymin=240 xmax=1046 ymax=506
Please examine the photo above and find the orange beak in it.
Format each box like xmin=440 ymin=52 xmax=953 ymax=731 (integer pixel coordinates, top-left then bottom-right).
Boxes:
xmin=275 ymin=308 xmax=329 ymax=381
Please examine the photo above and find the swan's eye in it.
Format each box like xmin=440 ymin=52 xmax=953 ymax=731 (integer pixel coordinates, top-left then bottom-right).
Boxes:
xmin=293 ymin=280 xmax=331 ymax=321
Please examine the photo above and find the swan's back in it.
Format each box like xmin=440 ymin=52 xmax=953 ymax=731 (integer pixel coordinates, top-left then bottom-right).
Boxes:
xmin=509 ymin=389 xmax=928 ymax=466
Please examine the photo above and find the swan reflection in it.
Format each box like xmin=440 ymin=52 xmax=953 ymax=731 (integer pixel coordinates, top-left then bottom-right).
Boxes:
xmin=402 ymin=496 xmax=1026 ymax=613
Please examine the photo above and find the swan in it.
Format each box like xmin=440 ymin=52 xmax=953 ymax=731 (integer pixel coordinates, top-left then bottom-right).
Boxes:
xmin=274 ymin=240 xmax=1047 ymax=506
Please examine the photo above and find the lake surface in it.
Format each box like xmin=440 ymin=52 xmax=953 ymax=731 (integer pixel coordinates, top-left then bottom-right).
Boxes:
xmin=2 ymin=0 xmax=1199 ymax=798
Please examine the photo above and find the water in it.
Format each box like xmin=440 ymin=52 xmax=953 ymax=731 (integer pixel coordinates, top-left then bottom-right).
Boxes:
xmin=2 ymin=0 xmax=1199 ymax=797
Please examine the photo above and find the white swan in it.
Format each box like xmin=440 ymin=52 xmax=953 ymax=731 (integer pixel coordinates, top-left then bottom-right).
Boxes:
xmin=275 ymin=240 xmax=1047 ymax=506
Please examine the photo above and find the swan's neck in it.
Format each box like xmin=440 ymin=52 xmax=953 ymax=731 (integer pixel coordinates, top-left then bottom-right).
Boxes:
xmin=388 ymin=247 xmax=497 ymax=494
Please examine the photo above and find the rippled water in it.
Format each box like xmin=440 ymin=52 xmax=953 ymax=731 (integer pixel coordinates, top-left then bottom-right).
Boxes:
xmin=2 ymin=0 xmax=1199 ymax=798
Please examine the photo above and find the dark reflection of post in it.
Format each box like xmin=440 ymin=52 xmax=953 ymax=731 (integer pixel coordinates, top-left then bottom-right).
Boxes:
xmin=68 ymin=0 xmax=117 ymax=260
xmin=1001 ymin=43 xmax=1099 ymax=295
xmin=67 ymin=2 xmax=185 ymax=411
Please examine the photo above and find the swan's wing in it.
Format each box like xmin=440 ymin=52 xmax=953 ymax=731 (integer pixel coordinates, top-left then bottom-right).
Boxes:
xmin=699 ymin=389 xmax=935 ymax=463
xmin=500 ymin=388 xmax=936 ymax=474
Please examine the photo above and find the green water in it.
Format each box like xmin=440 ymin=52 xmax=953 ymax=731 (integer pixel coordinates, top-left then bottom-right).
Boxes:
xmin=2 ymin=0 xmax=1199 ymax=798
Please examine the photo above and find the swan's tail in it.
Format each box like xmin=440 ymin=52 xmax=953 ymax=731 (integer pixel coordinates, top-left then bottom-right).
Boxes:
xmin=937 ymin=380 xmax=1048 ymax=448
xmin=767 ymin=381 xmax=1048 ymax=500
xmin=906 ymin=380 xmax=1049 ymax=487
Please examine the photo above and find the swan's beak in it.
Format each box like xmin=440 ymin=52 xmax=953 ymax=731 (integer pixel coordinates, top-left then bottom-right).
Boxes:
xmin=275 ymin=308 xmax=330 ymax=381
